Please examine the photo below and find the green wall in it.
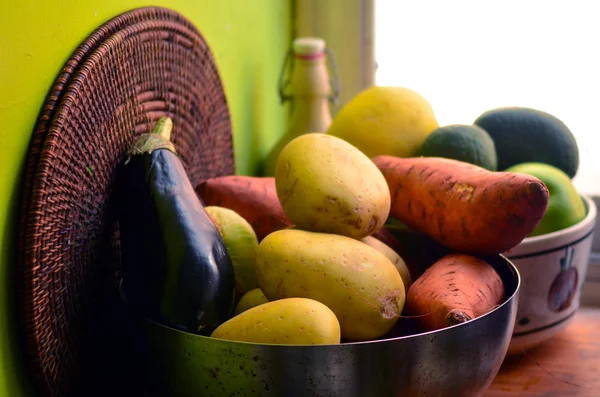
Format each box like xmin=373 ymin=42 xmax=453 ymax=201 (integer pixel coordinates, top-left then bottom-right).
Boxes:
xmin=0 ymin=1 xmax=291 ymax=394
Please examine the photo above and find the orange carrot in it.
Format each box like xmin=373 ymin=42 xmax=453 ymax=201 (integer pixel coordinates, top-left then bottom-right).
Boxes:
xmin=195 ymin=176 xmax=292 ymax=240
xmin=372 ymin=156 xmax=549 ymax=255
xmin=406 ymin=253 xmax=504 ymax=331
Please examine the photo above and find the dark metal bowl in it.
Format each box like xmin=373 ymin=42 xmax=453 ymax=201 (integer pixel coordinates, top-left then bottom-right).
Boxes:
xmin=117 ymin=236 xmax=520 ymax=397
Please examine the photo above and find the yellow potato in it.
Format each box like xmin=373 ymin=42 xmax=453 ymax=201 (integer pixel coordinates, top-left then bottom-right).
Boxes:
xmin=275 ymin=133 xmax=390 ymax=239
xmin=256 ymin=229 xmax=405 ymax=341
xmin=234 ymin=288 xmax=269 ymax=316
xmin=211 ymin=298 xmax=341 ymax=345
xmin=361 ymin=236 xmax=413 ymax=289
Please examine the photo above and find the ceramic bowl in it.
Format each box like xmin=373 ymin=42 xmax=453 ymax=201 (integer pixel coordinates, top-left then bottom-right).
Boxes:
xmin=505 ymin=194 xmax=596 ymax=355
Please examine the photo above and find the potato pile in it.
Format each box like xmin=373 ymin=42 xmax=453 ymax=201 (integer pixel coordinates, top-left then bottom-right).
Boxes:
xmin=202 ymin=133 xmax=550 ymax=345
xmin=208 ymin=134 xmax=407 ymax=343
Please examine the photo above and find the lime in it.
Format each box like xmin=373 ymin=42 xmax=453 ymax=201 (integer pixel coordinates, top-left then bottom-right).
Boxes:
xmin=505 ymin=162 xmax=586 ymax=236
xmin=420 ymin=124 xmax=497 ymax=171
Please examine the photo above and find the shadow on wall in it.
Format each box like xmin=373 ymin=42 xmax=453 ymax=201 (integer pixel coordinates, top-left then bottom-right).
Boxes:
xmin=1 ymin=167 xmax=35 ymax=396
xmin=249 ymin=68 xmax=265 ymax=176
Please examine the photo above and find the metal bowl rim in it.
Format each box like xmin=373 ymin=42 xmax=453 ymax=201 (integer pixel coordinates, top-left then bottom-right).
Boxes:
xmin=120 ymin=254 xmax=521 ymax=349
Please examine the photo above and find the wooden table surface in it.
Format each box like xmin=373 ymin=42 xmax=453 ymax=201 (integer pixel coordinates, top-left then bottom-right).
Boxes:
xmin=486 ymin=307 xmax=600 ymax=397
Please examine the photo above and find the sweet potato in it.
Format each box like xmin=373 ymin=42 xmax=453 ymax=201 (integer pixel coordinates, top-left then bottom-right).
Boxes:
xmin=372 ymin=156 xmax=549 ymax=255
xmin=196 ymin=176 xmax=406 ymax=247
xmin=195 ymin=176 xmax=292 ymax=240
xmin=406 ymin=253 xmax=504 ymax=331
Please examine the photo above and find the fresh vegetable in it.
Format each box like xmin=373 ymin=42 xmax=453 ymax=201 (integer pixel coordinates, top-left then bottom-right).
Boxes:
xmin=406 ymin=254 xmax=505 ymax=331
xmin=373 ymin=156 xmax=550 ymax=255
xmin=234 ymin=288 xmax=269 ymax=316
xmin=256 ymin=229 xmax=405 ymax=341
xmin=118 ymin=117 xmax=235 ymax=335
xmin=275 ymin=133 xmax=390 ymax=239
xmin=196 ymin=176 xmax=292 ymax=241
xmin=361 ymin=236 xmax=412 ymax=289
xmin=211 ymin=298 xmax=341 ymax=345
xmin=205 ymin=206 xmax=259 ymax=297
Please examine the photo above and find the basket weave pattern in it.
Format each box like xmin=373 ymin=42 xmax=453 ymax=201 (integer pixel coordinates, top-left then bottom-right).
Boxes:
xmin=17 ymin=7 xmax=234 ymax=396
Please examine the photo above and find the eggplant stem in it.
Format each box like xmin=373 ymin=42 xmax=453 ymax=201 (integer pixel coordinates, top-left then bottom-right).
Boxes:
xmin=151 ymin=116 xmax=173 ymax=140
xmin=126 ymin=117 xmax=176 ymax=163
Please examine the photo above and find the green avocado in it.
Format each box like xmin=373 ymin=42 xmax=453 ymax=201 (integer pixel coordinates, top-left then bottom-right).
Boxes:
xmin=474 ymin=107 xmax=579 ymax=178
xmin=505 ymin=162 xmax=586 ymax=237
xmin=420 ymin=124 xmax=497 ymax=171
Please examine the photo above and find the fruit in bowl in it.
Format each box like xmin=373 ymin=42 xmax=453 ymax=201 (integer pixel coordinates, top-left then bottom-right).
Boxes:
xmin=467 ymin=107 xmax=593 ymax=354
xmin=420 ymin=124 xmax=498 ymax=171
xmin=197 ymin=93 xmax=596 ymax=356
xmin=473 ymin=106 xmax=580 ymax=178
xmin=499 ymin=163 xmax=595 ymax=354
xmin=504 ymin=194 xmax=595 ymax=354
xmin=118 ymin=100 xmax=535 ymax=396
xmin=130 ymin=129 xmax=525 ymax=395
xmin=196 ymin=132 xmax=547 ymax=344
xmin=325 ymin=85 xmax=439 ymax=159
xmin=504 ymin=162 xmax=586 ymax=237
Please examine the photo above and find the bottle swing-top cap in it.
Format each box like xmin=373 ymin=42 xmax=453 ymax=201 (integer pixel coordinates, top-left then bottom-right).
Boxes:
xmin=293 ymin=37 xmax=326 ymax=57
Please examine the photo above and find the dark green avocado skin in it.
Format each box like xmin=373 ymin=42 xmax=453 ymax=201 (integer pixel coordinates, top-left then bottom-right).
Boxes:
xmin=118 ymin=148 xmax=235 ymax=336
xmin=474 ymin=107 xmax=579 ymax=178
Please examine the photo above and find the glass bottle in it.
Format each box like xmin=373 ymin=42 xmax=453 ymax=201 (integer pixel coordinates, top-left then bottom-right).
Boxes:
xmin=262 ymin=37 xmax=340 ymax=176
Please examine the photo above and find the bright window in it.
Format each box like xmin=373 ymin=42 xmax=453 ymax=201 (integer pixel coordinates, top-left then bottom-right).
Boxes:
xmin=375 ymin=0 xmax=600 ymax=195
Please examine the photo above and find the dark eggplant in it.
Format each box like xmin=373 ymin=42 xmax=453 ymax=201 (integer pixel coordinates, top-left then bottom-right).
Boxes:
xmin=118 ymin=117 xmax=235 ymax=335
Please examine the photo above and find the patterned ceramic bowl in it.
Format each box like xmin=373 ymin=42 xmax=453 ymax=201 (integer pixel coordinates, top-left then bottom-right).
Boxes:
xmin=505 ymin=194 xmax=596 ymax=355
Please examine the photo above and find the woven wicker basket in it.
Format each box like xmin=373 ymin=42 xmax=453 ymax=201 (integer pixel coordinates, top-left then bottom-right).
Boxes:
xmin=16 ymin=7 xmax=235 ymax=396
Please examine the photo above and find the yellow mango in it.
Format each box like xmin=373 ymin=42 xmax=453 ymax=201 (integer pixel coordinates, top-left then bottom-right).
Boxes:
xmin=234 ymin=288 xmax=269 ymax=316
xmin=361 ymin=236 xmax=413 ymax=289
xmin=274 ymin=133 xmax=390 ymax=239
xmin=256 ymin=229 xmax=405 ymax=341
xmin=211 ymin=298 xmax=341 ymax=345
